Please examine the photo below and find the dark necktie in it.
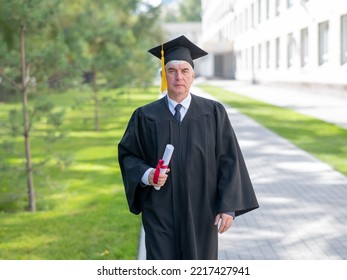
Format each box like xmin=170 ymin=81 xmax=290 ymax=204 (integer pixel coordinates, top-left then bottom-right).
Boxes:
xmin=174 ymin=104 xmax=182 ymax=122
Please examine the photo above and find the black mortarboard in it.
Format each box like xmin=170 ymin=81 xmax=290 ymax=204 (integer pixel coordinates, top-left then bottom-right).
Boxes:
xmin=148 ymin=35 xmax=208 ymax=69
xmin=148 ymin=35 xmax=208 ymax=93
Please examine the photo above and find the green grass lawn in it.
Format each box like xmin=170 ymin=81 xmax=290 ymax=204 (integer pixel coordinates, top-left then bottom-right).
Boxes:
xmin=198 ymin=84 xmax=347 ymax=176
xmin=0 ymin=86 xmax=158 ymax=259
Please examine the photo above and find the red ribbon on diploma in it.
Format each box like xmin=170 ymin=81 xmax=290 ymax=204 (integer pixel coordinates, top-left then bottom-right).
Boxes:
xmin=153 ymin=159 xmax=168 ymax=184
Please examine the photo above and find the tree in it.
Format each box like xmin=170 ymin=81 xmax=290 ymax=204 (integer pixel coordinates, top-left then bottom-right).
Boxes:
xmin=0 ymin=0 xmax=163 ymax=211
xmin=161 ymin=0 xmax=201 ymax=22
xmin=71 ymin=0 xmax=162 ymax=131
xmin=179 ymin=0 xmax=201 ymax=21
xmin=0 ymin=0 xmax=77 ymax=212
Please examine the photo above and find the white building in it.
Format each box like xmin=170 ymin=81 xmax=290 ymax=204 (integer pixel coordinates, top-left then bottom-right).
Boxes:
xmin=201 ymin=0 xmax=347 ymax=87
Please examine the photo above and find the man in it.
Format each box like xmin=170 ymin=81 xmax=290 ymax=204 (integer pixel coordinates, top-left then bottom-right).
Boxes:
xmin=118 ymin=35 xmax=259 ymax=260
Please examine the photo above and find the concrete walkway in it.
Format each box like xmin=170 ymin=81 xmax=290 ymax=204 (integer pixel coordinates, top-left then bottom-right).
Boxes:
xmin=138 ymin=82 xmax=347 ymax=260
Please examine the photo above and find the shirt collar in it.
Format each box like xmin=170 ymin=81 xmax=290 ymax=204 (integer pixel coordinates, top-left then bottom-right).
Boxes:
xmin=167 ymin=93 xmax=192 ymax=111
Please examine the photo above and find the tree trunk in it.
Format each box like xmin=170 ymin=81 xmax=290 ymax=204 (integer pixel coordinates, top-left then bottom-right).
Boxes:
xmin=92 ymin=67 xmax=99 ymax=131
xmin=20 ymin=24 xmax=35 ymax=212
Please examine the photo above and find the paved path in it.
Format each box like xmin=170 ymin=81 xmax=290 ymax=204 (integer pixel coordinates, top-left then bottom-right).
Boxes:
xmin=138 ymin=83 xmax=347 ymax=260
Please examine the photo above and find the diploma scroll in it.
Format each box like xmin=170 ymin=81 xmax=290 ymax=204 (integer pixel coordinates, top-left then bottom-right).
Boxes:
xmin=153 ymin=144 xmax=174 ymax=190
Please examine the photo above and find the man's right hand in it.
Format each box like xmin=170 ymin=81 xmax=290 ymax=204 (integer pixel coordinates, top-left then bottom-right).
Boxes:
xmin=148 ymin=168 xmax=170 ymax=188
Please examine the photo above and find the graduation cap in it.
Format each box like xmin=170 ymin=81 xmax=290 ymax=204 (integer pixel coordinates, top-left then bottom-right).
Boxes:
xmin=148 ymin=35 xmax=208 ymax=93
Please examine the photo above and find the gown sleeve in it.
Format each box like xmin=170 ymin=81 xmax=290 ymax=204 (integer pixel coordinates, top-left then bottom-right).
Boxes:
xmin=118 ymin=108 xmax=152 ymax=214
xmin=214 ymin=103 xmax=259 ymax=217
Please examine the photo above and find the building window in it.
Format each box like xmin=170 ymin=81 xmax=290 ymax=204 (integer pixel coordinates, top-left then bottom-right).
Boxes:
xmin=251 ymin=46 xmax=255 ymax=70
xmin=318 ymin=21 xmax=329 ymax=65
xmin=266 ymin=41 xmax=270 ymax=68
xmin=235 ymin=16 xmax=238 ymax=37
xmin=251 ymin=3 xmax=255 ymax=27
xmin=258 ymin=0 xmax=262 ymax=23
xmin=245 ymin=8 xmax=248 ymax=31
xmin=276 ymin=0 xmax=280 ymax=16
xmin=287 ymin=0 xmax=293 ymax=8
xmin=245 ymin=48 xmax=249 ymax=69
xmin=341 ymin=14 xmax=347 ymax=65
xmin=266 ymin=0 xmax=270 ymax=19
xmin=301 ymin=28 xmax=309 ymax=67
xmin=239 ymin=50 xmax=242 ymax=69
xmin=276 ymin=37 xmax=280 ymax=68
xmin=258 ymin=43 xmax=262 ymax=69
xmin=287 ymin=33 xmax=294 ymax=68
xmin=235 ymin=16 xmax=239 ymax=35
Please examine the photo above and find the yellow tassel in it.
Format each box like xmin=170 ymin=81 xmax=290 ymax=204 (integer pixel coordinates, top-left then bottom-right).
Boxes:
xmin=160 ymin=45 xmax=167 ymax=93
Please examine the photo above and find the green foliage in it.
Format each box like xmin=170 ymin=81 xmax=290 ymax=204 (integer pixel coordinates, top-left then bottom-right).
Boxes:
xmin=0 ymin=0 xmax=163 ymax=98
xmin=179 ymin=0 xmax=201 ymax=21
xmin=0 ymin=86 xmax=158 ymax=259
xmin=7 ymin=109 xmax=21 ymax=137
xmin=62 ymin=0 xmax=162 ymax=89
xmin=0 ymin=0 xmax=79 ymax=91
xmin=199 ymin=84 xmax=347 ymax=176
xmin=161 ymin=0 xmax=201 ymax=22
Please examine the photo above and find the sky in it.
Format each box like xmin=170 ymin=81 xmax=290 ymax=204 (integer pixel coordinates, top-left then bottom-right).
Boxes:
xmin=143 ymin=0 xmax=177 ymax=6
xmin=143 ymin=0 xmax=162 ymax=6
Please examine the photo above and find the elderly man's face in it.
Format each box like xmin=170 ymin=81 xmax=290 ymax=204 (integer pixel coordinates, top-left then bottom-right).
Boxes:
xmin=165 ymin=60 xmax=195 ymax=101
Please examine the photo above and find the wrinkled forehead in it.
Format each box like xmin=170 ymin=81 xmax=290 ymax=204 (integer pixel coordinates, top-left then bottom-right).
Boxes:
xmin=165 ymin=60 xmax=194 ymax=71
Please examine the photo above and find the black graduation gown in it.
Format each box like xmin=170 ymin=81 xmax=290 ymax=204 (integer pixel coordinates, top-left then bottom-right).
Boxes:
xmin=118 ymin=94 xmax=259 ymax=260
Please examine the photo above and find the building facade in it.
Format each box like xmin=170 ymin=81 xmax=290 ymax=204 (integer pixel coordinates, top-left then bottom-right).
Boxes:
xmin=201 ymin=0 xmax=347 ymax=87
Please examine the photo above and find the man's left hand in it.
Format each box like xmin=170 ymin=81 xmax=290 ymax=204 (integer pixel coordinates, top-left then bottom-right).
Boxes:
xmin=214 ymin=213 xmax=234 ymax=234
